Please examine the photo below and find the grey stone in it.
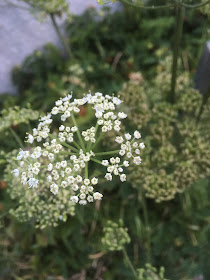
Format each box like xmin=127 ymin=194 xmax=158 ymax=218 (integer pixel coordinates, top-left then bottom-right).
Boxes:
xmin=0 ymin=0 xmax=120 ymax=94
xmin=195 ymin=41 xmax=210 ymax=95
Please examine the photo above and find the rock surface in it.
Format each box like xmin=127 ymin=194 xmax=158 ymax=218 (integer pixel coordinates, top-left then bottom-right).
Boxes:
xmin=0 ymin=0 xmax=119 ymax=94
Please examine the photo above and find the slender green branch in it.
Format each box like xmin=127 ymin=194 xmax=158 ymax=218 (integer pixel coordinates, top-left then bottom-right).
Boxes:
xmin=85 ymin=163 xmax=88 ymax=178
xmin=121 ymin=0 xmax=173 ymax=9
xmin=87 ymin=122 xmax=99 ymax=152
xmin=94 ymin=150 xmax=120 ymax=156
xmin=140 ymin=189 xmax=151 ymax=263
xmin=48 ymin=134 xmax=78 ymax=153
xmin=9 ymin=127 xmax=24 ymax=149
xmin=91 ymin=132 xmax=105 ymax=151
xmin=73 ymin=140 xmax=82 ymax=151
xmin=90 ymin=157 xmax=103 ymax=165
xmin=71 ymin=114 xmax=86 ymax=151
xmin=49 ymin=13 xmax=72 ymax=58
xmin=122 ymin=248 xmax=138 ymax=280
xmin=175 ymin=0 xmax=210 ymax=9
xmin=170 ymin=3 xmax=185 ymax=103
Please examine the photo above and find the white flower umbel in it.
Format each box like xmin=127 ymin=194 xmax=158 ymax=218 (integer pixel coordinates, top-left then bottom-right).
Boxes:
xmin=13 ymin=92 xmax=144 ymax=205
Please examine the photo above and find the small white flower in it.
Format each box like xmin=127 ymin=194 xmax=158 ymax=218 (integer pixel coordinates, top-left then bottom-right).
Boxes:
xmin=27 ymin=134 xmax=34 ymax=144
xmin=120 ymin=174 xmax=126 ymax=182
xmin=61 ymin=181 xmax=68 ymax=188
xmin=59 ymin=125 xmax=65 ymax=131
xmin=125 ymin=133 xmax=132 ymax=140
xmin=134 ymin=130 xmax=141 ymax=139
xmin=118 ymin=112 xmax=127 ymax=119
xmin=112 ymin=97 xmax=122 ymax=105
xmin=133 ymin=156 xmax=142 ymax=165
xmin=70 ymin=196 xmax=79 ymax=203
xmin=93 ymin=192 xmax=103 ymax=200
xmin=80 ymin=193 xmax=86 ymax=200
xmin=105 ymin=173 xmax=112 ymax=181
xmin=119 ymin=150 xmax=126 ymax=156
xmin=123 ymin=160 xmax=129 ymax=167
xmin=88 ymin=186 xmax=94 ymax=192
xmin=139 ymin=142 xmax=145 ymax=149
xmin=48 ymin=163 xmax=53 ymax=171
xmin=79 ymin=200 xmax=87 ymax=205
xmin=135 ymin=149 xmax=140 ymax=155
xmin=87 ymin=196 xmax=93 ymax=202
xmin=72 ymin=184 xmax=79 ymax=191
xmin=28 ymin=177 xmax=39 ymax=189
xmin=50 ymin=183 xmax=58 ymax=195
xmin=84 ymin=179 xmax=90 ymax=185
xmin=12 ymin=169 xmax=19 ymax=177
xmin=102 ymin=160 xmax=109 ymax=166
xmin=91 ymin=177 xmax=98 ymax=185
xmin=110 ymin=157 xmax=116 ymax=164
xmin=51 ymin=107 xmax=59 ymax=115
xmin=115 ymin=136 xmax=124 ymax=144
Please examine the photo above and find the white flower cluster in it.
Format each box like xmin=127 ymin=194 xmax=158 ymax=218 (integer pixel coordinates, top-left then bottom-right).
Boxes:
xmin=116 ymin=131 xmax=145 ymax=165
xmin=82 ymin=127 xmax=96 ymax=143
xmin=12 ymin=92 xmax=144 ymax=205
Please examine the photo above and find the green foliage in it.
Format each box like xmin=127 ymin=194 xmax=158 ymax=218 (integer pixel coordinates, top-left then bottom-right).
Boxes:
xmin=0 ymin=6 xmax=210 ymax=280
xmin=119 ymin=57 xmax=210 ymax=202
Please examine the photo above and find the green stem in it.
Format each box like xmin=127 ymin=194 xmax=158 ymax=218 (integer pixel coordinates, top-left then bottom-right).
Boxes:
xmin=9 ymin=127 xmax=24 ymax=149
xmin=50 ymin=13 xmax=72 ymax=58
xmin=48 ymin=134 xmax=78 ymax=153
xmin=175 ymin=0 xmax=210 ymax=9
xmin=73 ymin=140 xmax=82 ymax=151
xmin=87 ymin=123 xmax=99 ymax=152
xmin=140 ymin=190 xmax=151 ymax=263
xmin=121 ymin=0 xmax=173 ymax=9
xmin=122 ymin=248 xmax=138 ymax=280
xmin=170 ymin=3 xmax=185 ymax=103
xmin=91 ymin=132 xmax=105 ymax=151
xmin=85 ymin=163 xmax=88 ymax=178
xmin=90 ymin=157 xmax=102 ymax=165
xmin=94 ymin=150 xmax=120 ymax=156
xmin=71 ymin=114 xmax=86 ymax=151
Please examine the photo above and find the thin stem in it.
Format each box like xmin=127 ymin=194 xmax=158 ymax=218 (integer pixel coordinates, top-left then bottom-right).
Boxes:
xmin=71 ymin=114 xmax=86 ymax=151
xmin=49 ymin=13 xmax=72 ymax=58
xmin=48 ymin=134 xmax=78 ymax=153
xmin=73 ymin=140 xmax=82 ymax=151
xmin=122 ymin=248 xmax=138 ymax=280
xmin=87 ymin=122 xmax=99 ymax=152
xmin=140 ymin=190 xmax=151 ymax=263
xmin=85 ymin=163 xmax=88 ymax=178
xmin=175 ymin=0 xmax=210 ymax=9
xmin=91 ymin=132 xmax=105 ymax=151
xmin=94 ymin=150 xmax=120 ymax=156
xmin=9 ymin=127 xmax=24 ymax=149
xmin=170 ymin=3 xmax=185 ymax=103
xmin=90 ymin=157 xmax=102 ymax=165
xmin=121 ymin=0 xmax=173 ymax=9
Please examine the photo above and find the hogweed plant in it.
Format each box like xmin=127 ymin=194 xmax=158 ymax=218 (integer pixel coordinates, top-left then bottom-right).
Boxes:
xmin=12 ymin=92 xmax=145 ymax=206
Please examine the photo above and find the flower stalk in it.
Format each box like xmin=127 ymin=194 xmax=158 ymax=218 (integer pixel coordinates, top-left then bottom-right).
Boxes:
xmin=170 ymin=3 xmax=185 ymax=103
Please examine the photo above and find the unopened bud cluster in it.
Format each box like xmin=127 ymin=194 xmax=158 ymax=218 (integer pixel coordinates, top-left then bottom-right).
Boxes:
xmin=0 ymin=106 xmax=39 ymax=132
xmin=102 ymin=220 xmax=130 ymax=251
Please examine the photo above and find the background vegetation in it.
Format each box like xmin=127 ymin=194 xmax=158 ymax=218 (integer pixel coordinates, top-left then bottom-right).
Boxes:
xmin=0 ymin=1 xmax=210 ymax=279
